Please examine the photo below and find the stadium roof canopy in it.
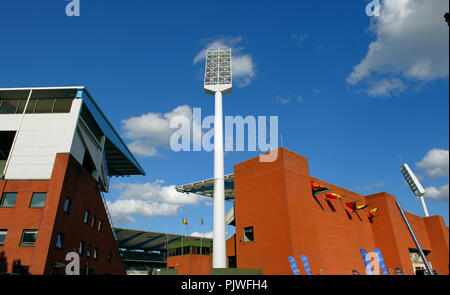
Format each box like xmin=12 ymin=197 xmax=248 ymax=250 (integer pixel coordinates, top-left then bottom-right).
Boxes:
xmin=175 ymin=174 xmax=235 ymax=200
xmin=114 ymin=227 xmax=212 ymax=251
xmin=0 ymin=86 xmax=145 ymax=176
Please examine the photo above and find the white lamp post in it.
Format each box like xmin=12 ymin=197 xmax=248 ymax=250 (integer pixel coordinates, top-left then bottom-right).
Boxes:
xmin=400 ymin=163 xmax=429 ymax=217
xmin=204 ymin=48 xmax=232 ymax=269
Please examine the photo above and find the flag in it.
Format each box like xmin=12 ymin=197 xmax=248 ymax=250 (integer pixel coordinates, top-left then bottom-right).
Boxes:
xmin=356 ymin=204 xmax=368 ymax=210
xmin=346 ymin=201 xmax=357 ymax=213
xmin=183 ymin=217 xmax=188 ymax=226
xmin=325 ymin=192 xmax=343 ymax=201
xmin=311 ymin=181 xmax=330 ymax=196
xmin=368 ymin=208 xmax=378 ymax=218
xmin=201 ymin=218 xmax=204 ymax=226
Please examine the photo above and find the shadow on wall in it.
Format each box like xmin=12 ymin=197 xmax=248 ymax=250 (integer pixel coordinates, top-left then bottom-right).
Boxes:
xmin=0 ymin=251 xmax=30 ymax=275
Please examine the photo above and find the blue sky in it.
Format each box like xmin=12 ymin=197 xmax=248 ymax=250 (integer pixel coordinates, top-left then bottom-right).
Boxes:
xmin=1 ymin=0 xmax=448 ymax=237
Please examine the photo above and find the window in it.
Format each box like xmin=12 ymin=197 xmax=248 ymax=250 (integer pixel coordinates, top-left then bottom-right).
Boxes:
xmin=20 ymin=229 xmax=38 ymax=247
xmin=79 ymin=241 xmax=85 ymax=255
xmin=35 ymin=98 xmax=54 ymax=113
xmin=91 ymin=216 xmax=96 ymax=229
xmin=97 ymin=220 xmax=102 ymax=232
xmin=0 ymin=99 xmax=26 ymax=114
xmin=84 ymin=210 xmax=90 ymax=224
xmin=0 ymin=193 xmax=17 ymax=208
xmin=63 ymin=198 xmax=71 ymax=213
xmin=25 ymin=98 xmax=74 ymax=114
xmin=56 ymin=233 xmax=64 ymax=249
xmin=243 ymin=226 xmax=254 ymax=242
xmin=0 ymin=229 xmax=7 ymax=246
xmin=107 ymin=252 xmax=112 ymax=264
xmin=29 ymin=192 xmax=46 ymax=208
xmin=0 ymin=131 xmax=16 ymax=175
xmin=87 ymin=245 xmax=92 ymax=258
xmin=53 ymin=99 xmax=73 ymax=113
xmin=93 ymin=247 xmax=98 ymax=260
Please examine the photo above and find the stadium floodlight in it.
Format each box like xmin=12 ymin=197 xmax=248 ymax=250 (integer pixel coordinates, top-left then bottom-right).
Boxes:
xmin=400 ymin=163 xmax=429 ymax=217
xmin=204 ymin=48 xmax=232 ymax=269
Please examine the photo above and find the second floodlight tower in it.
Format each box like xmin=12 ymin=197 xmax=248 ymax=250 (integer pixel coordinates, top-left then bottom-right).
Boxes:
xmin=204 ymin=48 xmax=232 ymax=269
xmin=400 ymin=164 xmax=429 ymax=217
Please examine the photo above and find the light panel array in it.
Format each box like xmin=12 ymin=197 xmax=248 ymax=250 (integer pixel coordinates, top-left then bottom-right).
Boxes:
xmin=204 ymin=48 xmax=232 ymax=86
xmin=400 ymin=164 xmax=426 ymax=197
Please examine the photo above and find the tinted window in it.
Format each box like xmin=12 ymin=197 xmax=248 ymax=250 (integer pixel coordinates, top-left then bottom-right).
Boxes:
xmin=1 ymin=193 xmax=17 ymax=208
xmin=20 ymin=230 xmax=38 ymax=246
xmin=30 ymin=193 xmax=46 ymax=208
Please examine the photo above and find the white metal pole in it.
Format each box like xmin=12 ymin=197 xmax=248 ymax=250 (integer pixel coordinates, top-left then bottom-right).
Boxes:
xmin=419 ymin=196 xmax=429 ymax=217
xmin=213 ymin=90 xmax=226 ymax=269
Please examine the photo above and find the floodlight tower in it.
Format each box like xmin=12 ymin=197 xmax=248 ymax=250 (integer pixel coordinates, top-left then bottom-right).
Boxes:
xmin=204 ymin=48 xmax=232 ymax=269
xmin=400 ymin=164 xmax=429 ymax=217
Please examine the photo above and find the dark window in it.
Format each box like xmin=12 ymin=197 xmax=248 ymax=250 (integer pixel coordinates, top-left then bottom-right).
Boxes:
xmin=243 ymin=226 xmax=254 ymax=242
xmin=79 ymin=241 xmax=85 ymax=255
xmin=0 ymin=99 xmax=25 ymax=114
xmin=53 ymin=99 xmax=73 ymax=113
xmin=25 ymin=98 xmax=37 ymax=113
xmin=97 ymin=220 xmax=102 ymax=232
xmin=29 ymin=192 xmax=46 ymax=208
xmin=56 ymin=233 xmax=64 ymax=249
xmin=0 ymin=192 xmax=17 ymax=208
xmin=80 ymin=105 xmax=103 ymax=142
xmin=84 ymin=210 xmax=90 ymax=224
xmin=0 ymin=229 xmax=7 ymax=246
xmin=0 ymin=131 xmax=16 ymax=175
xmin=63 ymin=198 xmax=71 ymax=213
xmin=24 ymin=98 xmax=74 ymax=114
xmin=91 ymin=216 xmax=96 ymax=229
xmin=107 ymin=252 xmax=112 ymax=264
xmin=35 ymin=99 xmax=54 ymax=113
xmin=87 ymin=245 xmax=92 ymax=258
xmin=20 ymin=229 xmax=38 ymax=247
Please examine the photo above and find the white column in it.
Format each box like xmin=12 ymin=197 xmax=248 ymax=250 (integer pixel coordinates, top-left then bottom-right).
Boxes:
xmin=213 ymin=90 xmax=226 ymax=269
xmin=419 ymin=196 xmax=429 ymax=217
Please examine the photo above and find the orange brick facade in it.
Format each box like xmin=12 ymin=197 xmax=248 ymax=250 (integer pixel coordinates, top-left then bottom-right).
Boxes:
xmin=229 ymin=148 xmax=449 ymax=275
xmin=0 ymin=153 xmax=125 ymax=275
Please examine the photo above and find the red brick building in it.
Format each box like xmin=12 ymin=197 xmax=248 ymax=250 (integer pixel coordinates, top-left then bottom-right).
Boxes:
xmin=176 ymin=148 xmax=449 ymax=275
xmin=0 ymin=87 xmax=145 ymax=275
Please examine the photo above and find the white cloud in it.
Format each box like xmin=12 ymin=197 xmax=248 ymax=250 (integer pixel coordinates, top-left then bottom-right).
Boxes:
xmin=291 ymin=33 xmax=309 ymax=46
xmin=366 ymin=78 xmax=406 ymax=97
xmin=190 ymin=231 xmax=213 ymax=239
xmin=424 ymin=183 xmax=449 ymax=201
xmin=347 ymin=0 xmax=449 ymax=97
xmin=275 ymin=95 xmax=291 ymax=104
xmin=355 ymin=181 xmax=387 ymax=193
xmin=416 ymin=148 xmax=449 ymax=178
xmin=121 ymin=105 xmax=200 ymax=157
xmin=107 ymin=180 xmax=205 ymax=224
xmin=276 ymin=94 xmax=305 ymax=104
xmin=193 ymin=36 xmax=256 ymax=87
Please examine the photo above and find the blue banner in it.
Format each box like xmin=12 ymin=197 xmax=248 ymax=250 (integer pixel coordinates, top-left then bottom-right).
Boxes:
xmin=360 ymin=249 xmax=374 ymax=275
xmin=288 ymin=256 xmax=300 ymax=275
xmin=300 ymin=255 xmax=312 ymax=275
xmin=373 ymin=248 xmax=388 ymax=275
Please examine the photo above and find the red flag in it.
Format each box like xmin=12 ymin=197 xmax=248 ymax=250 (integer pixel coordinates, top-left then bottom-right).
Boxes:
xmin=346 ymin=201 xmax=357 ymax=213
xmin=326 ymin=192 xmax=342 ymax=201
